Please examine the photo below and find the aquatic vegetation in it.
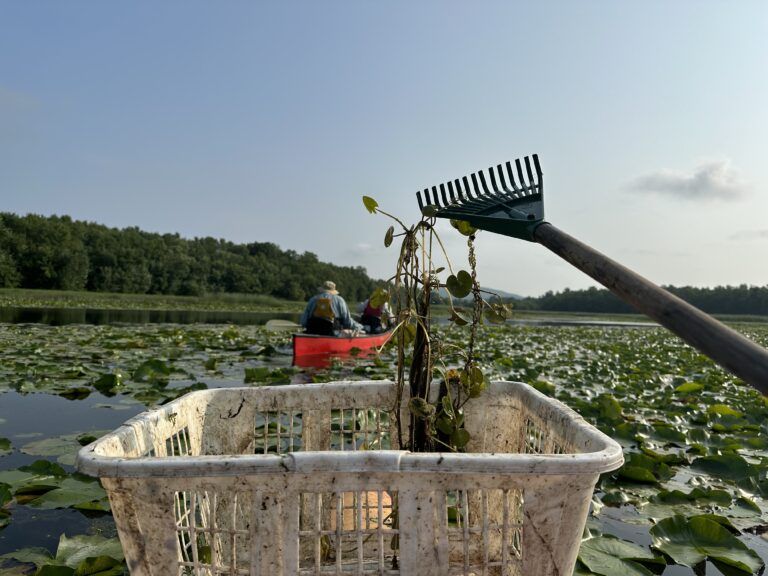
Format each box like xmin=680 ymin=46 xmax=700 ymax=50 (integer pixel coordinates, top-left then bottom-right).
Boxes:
xmin=0 ymin=321 xmax=766 ymax=574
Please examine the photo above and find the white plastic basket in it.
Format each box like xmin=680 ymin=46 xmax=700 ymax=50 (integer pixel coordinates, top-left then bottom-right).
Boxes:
xmin=77 ymin=380 xmax=623 ymax=576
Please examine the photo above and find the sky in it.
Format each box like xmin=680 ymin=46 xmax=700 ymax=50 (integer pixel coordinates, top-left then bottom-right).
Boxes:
xmin=1 ymin=1 xmax=767 ymax=297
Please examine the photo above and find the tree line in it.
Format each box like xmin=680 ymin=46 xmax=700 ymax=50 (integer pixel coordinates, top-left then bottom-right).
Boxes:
xmin=0 ymin=213 xmax=378 ymax=302
xmin=513 ymin=285 xmax=768 ymax=316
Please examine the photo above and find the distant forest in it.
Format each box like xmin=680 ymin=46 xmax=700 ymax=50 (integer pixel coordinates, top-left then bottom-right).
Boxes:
xmin=513 ymin=285 xmax=768 ymax=316
xmin=0 ymin=213 xmax=378 ymax=302
xmin=2 ymin=213 xmax=767 ymax=315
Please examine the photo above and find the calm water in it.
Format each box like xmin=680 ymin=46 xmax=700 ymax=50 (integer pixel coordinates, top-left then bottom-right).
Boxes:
xmin=0 ymin=307 xmax=300 ymax=326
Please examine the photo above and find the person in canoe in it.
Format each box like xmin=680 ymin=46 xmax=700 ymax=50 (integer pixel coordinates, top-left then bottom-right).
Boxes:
xmin=300 ymin=280 xmax=364 ymax=335
xmin=359 ymin=296 xmax=392 ymax=334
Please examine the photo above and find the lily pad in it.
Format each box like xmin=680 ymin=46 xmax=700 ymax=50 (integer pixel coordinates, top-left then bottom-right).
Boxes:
xmin=650 ymin=514 xmax=764 ymax=574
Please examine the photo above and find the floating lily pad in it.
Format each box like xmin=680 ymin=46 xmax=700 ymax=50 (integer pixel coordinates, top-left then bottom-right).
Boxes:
xmin=650 ymin=514 xmax=764 ymax=573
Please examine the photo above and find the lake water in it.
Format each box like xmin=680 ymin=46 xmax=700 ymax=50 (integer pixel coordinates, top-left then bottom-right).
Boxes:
xmin=0 ymin=307 xmax=301 ymax=326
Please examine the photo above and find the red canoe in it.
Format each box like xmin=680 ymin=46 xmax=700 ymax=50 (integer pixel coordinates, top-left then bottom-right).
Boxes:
xmin=292 ymin=330 xmax=393 ymax=360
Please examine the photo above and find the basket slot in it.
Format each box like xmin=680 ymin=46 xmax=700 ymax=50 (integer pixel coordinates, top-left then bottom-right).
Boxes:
xmin=446 ymin=488 xmax=523 ymax=575
xmin=255 ymin=410 xmax=303 ymax=454
xmin=523 ymin=417 xmax=569 ymax=455
xmin=175 ymin=490 xmax=250 ymax=575
xmin=330 ymin=408 xmax=391 ymax=451
xmin=298 ymin=489 xmax=399 ymax=574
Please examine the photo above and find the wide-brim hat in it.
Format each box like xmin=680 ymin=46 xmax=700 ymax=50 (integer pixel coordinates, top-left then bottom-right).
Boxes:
xmin=319 ymin=280 xmax=339 ymax=294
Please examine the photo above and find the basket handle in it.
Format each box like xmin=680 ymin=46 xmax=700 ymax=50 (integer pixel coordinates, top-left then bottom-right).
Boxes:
xmin=533 ymin=222 xmax=768 ymax=393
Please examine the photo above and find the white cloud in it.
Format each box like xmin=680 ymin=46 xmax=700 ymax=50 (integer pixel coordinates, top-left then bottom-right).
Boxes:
xmin=729 ymin=229 xmax=768 ymax=241
xmin=626 ymin=160 xmax=749 ymax=201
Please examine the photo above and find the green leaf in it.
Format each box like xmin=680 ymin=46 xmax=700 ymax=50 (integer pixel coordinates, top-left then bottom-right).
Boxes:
xmin=446 ymin=271 xmax=473 ymax=298
xmin=448 ymin=309 xmax=470 ymax=326
xmin=421 ymin=205 xmax=439 ymax=217
xmin=384 ymin=226 xmax=394 ymax=247
xmin=673 ymin=382 xmax=704 ymax=394
xmin=450 ymin=428 xmax=471 ymax=449
xmin=0 ymin=437 xmax=11 ymax=455
xmin=362 ymin=196 xmax=378 ymax=214
xmin=691 ymin=453 xmax=754 ymax=482
xmin=578 ymin=536 xmax=658 ymax=576
xmin=369 ymin=287 xmax=389 ymax=309
xmin=707 ymin=404 xmax=743 ymax=418
xmin=132 ymin=359 xmax=172 ymax=383
xmin=650 ymin=515 xmax=764 ymax=573
xmin=597 ymin=394 xmax=623 ymax=422
xmin=0 ymin=546 xmax=53 ymax=568
xmin=36 ymin=565 xmax=74 ymax=576
xmin=73 ymin=555 xmax=122 ymax=576
xmin=53 ymin=534 xmax=124 ymax=569
xmin=450 ymin=219 xmax=477 ymax=236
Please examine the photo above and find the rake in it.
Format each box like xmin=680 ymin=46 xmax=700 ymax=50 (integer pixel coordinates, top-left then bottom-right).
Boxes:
xmin=417 ymin=154 xmax=768 ymax=393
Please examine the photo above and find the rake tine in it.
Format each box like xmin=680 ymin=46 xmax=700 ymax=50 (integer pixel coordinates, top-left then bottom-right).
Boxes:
xmin=439 ymin=183 xmax=450 ymax=206
xmin=505 ymin=161 xmax=522 ymax=195
xmin=496 ymin=164 xmax=515 ymax=197
xmin=454 ymin=178 xmax=467 ymax=202
xmin=470 ymin=171 xmax=505 ymax=210
xmin=425 ymin=187 xmax=435 ymax=207
xmin=416 ymin=190 xmax=425 ymax=211
xmin=478 ymin=170 xmax=492 ymax=196
xmin=447 ymin=180 xmax=458 ymax=203
xmin=533 ymin=154 xmax=543 ymax=193
xmin=488 ymin=166 xmax=501 ymax=193
xmin=431 ymin=186 xmax=442 ymax=208
xmin=471 ymin=173 xmax=483 ymax=197
xmin=516 ymin=159 xmax=531 ymax=195
xmin=463 ymin=175 xmax=478 ymax=200
xmin=524 ymin=157 xmax=536 ymax=194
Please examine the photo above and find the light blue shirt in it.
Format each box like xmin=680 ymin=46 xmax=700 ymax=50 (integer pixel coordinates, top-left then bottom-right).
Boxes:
xmin=300 ymin=291 xmax=363 ymax=331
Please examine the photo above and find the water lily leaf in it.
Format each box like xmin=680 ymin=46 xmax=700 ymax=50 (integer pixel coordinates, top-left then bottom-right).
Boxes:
xmin=674 ymin=382 xmax=704 ymax=394
xmin=132 ymin=359 xmax=172 ymax=383
xmin=618 ymin=453 xmax=671 ymax=484
xmin=707 ymin=404 xmax=743 ymax=418
xmin=244 ymin=367 xmax=270 ymax=384
xmin=446 ymin=271 xmax=473 ymax=299
xmin=449 ymin=309 xmax=470 ymax=326
xmin=650 ymin=515 xmax=764 ymax=573
xmin=384 ymin=226 xmax=394 ymax=247
xmin=362 ymin=196 xmax=378 ymax=214
xmin=578 ymin=536 xmax=659 ymax=576
xmin=0 ymin=546 xmax=54 ymax=567
xmin=597 ymin=394 xmax=623 ymax=422
xmin=691 ymin=453 xmax=754 ymax=482
xmin=73 ymin=555 xmax=122 ymax=575
xmin=91 ymin=373 xmax=123 ymax=396
xmin=53 ymin=534 xmax=124 ymax=569
xmin=36 ymin=564 xmax=74 ymax=575
xmin=27 ymin=477 xmax=108 ymax=511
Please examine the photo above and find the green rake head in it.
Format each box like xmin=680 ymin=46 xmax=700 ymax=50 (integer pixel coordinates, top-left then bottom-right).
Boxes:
xmin=416 ymin=154 xmax=545 ymax=242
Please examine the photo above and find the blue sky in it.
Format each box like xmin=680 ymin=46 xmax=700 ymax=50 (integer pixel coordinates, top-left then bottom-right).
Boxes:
xmin=2 ymin=1 xmax=766 ymax=297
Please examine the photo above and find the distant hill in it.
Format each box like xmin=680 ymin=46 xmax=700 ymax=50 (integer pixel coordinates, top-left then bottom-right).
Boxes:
xmin=436 ymin=286 xmax=522 ymax=302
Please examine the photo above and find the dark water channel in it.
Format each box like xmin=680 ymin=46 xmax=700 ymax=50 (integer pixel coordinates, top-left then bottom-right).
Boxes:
xmin=0 ymin=306 xmax=301 ymax=326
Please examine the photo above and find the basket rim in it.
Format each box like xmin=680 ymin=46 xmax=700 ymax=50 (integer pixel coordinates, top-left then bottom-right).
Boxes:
xmin=75 ymin=380 xmax=624 ymax=479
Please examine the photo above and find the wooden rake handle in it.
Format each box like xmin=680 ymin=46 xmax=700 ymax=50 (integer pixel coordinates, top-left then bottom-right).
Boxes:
xmin=533 ymin=222 xmax=768 ymax=393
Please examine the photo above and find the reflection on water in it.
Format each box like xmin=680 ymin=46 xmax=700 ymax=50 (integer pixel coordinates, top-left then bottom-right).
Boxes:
xmin=0 ymin=307 xmax=301 ymax=326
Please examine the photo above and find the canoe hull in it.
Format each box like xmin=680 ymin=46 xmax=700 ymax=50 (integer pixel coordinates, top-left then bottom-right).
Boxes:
xmin=292 ymin=330 xmax=393 ymax=358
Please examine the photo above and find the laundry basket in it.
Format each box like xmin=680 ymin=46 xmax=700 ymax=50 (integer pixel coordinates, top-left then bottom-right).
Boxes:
xmin=76 ymin=380 xmax=623 ymax=576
